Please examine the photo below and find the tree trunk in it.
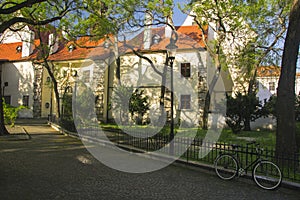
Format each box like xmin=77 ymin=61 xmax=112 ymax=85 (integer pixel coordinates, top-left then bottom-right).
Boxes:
xmin=42 ymin=61 xmax=61 ymax=119
xmin=0 ymin=95 xmax=9 ymax=135
xmin=276 ymin=0 xmax=300 ymax=160
xmin=243 ymin=117 xmax=251 ymax=131
xmin=116 ymin=56 xmax=121 ymax=84
xmin=244 ymin=69 xmax=258 ymax=132
xmin=202 ymin=67 xmax=221 ymax=130
xmin=0 ymin=63 xmax=9 ymax=135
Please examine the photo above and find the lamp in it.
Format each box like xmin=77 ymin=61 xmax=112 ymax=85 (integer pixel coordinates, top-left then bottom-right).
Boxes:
xmin=166 ymin=38 xmax=178 ymax=61
xmin=166 ymin=37 xmax=177 ymax=155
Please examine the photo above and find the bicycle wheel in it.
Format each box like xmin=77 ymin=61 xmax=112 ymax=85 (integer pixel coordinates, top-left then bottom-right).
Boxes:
xmin=214 ymin=154 xmax=238 ymax=180
xmin=253 ymin=161 xmax=282 ymax=190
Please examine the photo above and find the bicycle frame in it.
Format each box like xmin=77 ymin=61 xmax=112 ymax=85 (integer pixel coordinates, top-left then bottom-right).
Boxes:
xmin=214 ymin=142 xmax=282 ymax=190
xmin=226 ymin=143 xmax=264 ymax=176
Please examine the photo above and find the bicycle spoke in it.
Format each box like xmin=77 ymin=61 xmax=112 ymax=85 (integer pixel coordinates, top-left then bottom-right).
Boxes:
xmin=253 ymin=161 xmax=282 ymax=190
xmin=214 ymin=154 xmax=238 ymax=180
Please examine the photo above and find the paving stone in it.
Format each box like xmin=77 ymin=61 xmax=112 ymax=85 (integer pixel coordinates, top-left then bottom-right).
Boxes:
xmin=0 ymin=124 xmax=299 ymax=199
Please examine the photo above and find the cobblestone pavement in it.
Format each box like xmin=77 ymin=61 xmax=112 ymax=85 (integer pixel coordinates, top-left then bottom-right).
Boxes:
xmin=0 ymin=124 xmax=299 ymax=200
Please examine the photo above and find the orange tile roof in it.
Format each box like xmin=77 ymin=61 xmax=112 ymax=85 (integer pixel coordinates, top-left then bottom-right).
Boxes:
xmin=43 ymin=25 xmax=207 ymax=61
xmin=127 ymin=25 xmax=207 ymax=51
xmin=0 ymin=25 xmax=207 ymax=63
xmin=48 ymin=37 xmax=113 ymax=61
xmin=257 ymin=66 xmax=281 ymax=77
xmin=0 ymin=40 xmax=40 ymax=61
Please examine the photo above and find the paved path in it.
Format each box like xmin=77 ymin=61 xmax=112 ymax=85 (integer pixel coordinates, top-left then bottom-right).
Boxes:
xmin=0 ymin=124 xmax=299 ymax=200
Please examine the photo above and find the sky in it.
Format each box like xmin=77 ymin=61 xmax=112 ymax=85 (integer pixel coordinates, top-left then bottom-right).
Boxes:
xmin=170 ymin=0 xmax=300 ymax=69
xmin=173 ymin=0 xmax=189 ymax=26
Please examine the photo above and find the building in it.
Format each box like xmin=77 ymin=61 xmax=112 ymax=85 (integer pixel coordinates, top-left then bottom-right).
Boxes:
xmin=256 ymin=65 xmax=300 ymax=105
xmin=0 ymin=14 xmax=240 ymax=127
xmin=0 ymin=26 xmax=42 ymax=118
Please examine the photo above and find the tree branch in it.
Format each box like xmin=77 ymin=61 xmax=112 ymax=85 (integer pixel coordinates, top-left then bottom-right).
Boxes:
xmin=0 ymin=0 xmax=47 ymax=14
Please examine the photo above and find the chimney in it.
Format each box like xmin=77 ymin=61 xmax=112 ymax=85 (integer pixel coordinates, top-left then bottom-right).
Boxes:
xmin=165 ymin=16 xmax=173 ymax=38
xmin=22 ymin=30 xmax=34 ymax=57
xmin=49 ymin=33 xmax=59 ymax=54
xmin=143 ymin=11 xmax=153 ymax=50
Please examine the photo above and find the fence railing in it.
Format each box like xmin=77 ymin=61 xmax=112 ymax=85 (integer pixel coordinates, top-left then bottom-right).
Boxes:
xmin=70 ymin=126 xmax=300 ymax=183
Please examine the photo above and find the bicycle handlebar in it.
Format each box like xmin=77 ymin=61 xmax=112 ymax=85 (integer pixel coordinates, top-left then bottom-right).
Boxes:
xmin=246 ymin=141 xmax=264 ymax=155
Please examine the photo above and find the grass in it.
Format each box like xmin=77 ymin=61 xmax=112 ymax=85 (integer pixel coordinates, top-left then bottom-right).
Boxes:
xmin=100 ymin=122 xmax=300 ymax=149
xmin=99 ymin=122 xmax=300 ymax=182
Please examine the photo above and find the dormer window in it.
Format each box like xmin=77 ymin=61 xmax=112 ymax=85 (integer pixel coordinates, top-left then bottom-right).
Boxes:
xmin=68 ymin=44 xmax=76 ymax=52
xmin=152 ymin=34 xmax=161 ymax=45
xmin=16 ymin=45 xmax=22 ymax=53
xmin=103 ymin=41 xmax=110 ymax=48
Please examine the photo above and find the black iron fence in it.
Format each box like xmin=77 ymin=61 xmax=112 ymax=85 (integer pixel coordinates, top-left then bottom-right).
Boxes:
xmin=108 ymin=129 xmax=300 ymax=183
xmin=67 ymin=126 xmax=300 ymax=183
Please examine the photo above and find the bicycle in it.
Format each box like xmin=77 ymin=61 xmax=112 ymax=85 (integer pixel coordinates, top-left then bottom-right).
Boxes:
xmin=214 ymin=141 xmax=282 ymax=190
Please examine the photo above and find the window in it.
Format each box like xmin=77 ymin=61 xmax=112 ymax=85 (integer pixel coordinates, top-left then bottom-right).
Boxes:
xmin=269 ymin=82 xmax=275 ymax=91
xmin=181 ymin=63 xmax=191 ymax=78
xmin=3 ymin=96 xmax=11 ymax=105
xmin=23 ymin=95 xmax=29 ymax=107
xmin=180 ymin=95 xmax=191 ymax=109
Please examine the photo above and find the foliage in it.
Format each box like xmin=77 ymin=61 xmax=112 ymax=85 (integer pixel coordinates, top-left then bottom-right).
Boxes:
xmin=0 ymin=0 xmax=85 ymax=34
xmin=129 ymin=89 xmax=150 ymax=125
xmin=185 ymin=0 xmax=292 ymax=130
xmin=112 ymin=86 xmax=150 ymax=125
xmin=61 ymin=93 xmax=76 ymax=132
xmin=3 ymin=101 xmax=26 ymax=127
xmin=225 ymin=92 xmax=264 ymax=134
xmin=261 ymin=95 xmax=277 ymax=117
xmin=261 ymin=94 xmax=300 ymax=121
xmin=62 ymin=0 xmax=175 ymax=41
xmin=295 ymin=95 xmax=300 ymax=121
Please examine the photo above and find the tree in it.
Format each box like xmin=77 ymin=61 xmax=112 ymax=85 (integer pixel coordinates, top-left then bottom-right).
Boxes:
xmin=187 ymin=0 xmax=254 ymax=129
xmin=0 ymin=0 xmax=80 ymax=34
xmin=111 ymin=85 xmax=134 ymax=124
xmin=236 ymin=0 xmax=291 ymax=131
xmin=226 ymin=92 xmax=264 ymax=134
xmin=276 ymin=0 xmax=300 ymax=158
xmin=0 ymin=0 xmax=84 ymax=135
xmin=129 ymin=89 xmax=150 ymax=125
xmin=186 ymin=0 xmax=291 ymax=131
xmin=70 ymin=1 xmax=176 ymax=126
xmin=0 ymin=59 xmax=9 ymax=135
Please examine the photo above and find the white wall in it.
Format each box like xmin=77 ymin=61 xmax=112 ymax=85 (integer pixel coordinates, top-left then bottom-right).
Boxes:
xmin=0 ymin=25 xmax=30 ymax=44
xmin=2 ymin=61 xmax=34 ymax=117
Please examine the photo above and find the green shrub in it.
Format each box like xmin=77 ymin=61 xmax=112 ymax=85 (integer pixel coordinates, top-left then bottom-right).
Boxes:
xmin=60 ymin=94 xmax=76 ymax=132
xmin=3 ymin=101 xmax=26 ymax=127
xmin=225 ymin=92 xmax=263 ymax=133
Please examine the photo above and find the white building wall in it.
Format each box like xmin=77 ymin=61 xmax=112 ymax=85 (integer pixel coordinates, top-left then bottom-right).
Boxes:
xmin=256 ymin=75 xmax=300 ymax=104
xmin=0 ymin=25 xmax=31 ymax=44
xmin=115 ymin=49 xmax=209 ymax=126
xmin=2 ymin=61 xmax=34 ymax=117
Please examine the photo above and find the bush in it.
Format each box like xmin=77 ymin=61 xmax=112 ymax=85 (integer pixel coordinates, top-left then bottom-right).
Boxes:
xmin=112 ymin=86 xmax=150 ymax=125
xmin=225 ymin=92 xmax=263 ymax=133
xmin=129 ymin=89 xmax=150 ymax=125
xmin=3 ymin=101 xmax=26 ymax=127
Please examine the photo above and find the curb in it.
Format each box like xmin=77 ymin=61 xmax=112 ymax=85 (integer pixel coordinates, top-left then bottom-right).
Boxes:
xmin=1 ymin=126 xmax=31 ymax=141
xmin=50 ymin=123 xmax=300 ymax=190
xmin=21 ymin=127 xmax=32 ymax=140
